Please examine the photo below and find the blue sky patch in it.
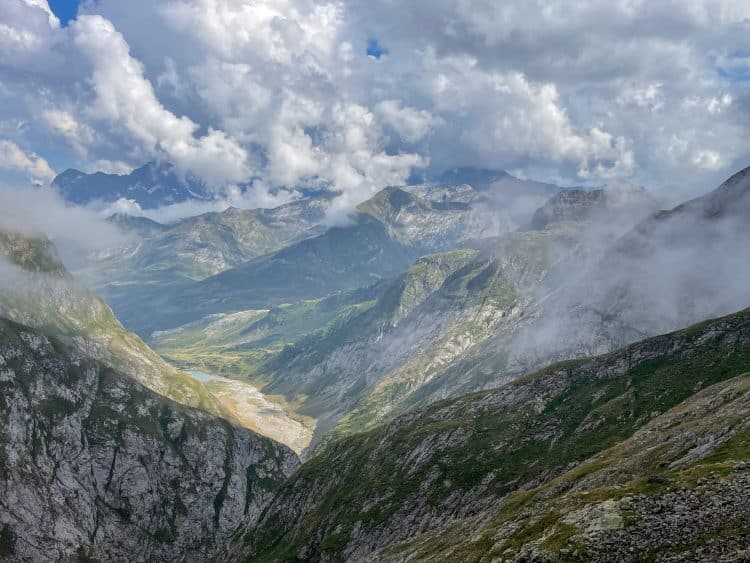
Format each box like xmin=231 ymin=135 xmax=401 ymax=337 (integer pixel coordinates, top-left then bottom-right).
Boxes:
xmin=716 ymin=52 xmax=750 ymax=83
xmin=48 ymin=0 xmax=81 ymax=26
xmin=366 ymin=39 xmax=388 ymax=59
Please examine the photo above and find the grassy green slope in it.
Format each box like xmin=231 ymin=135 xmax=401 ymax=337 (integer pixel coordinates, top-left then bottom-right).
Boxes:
xmin=387 ymin=375 xmax=750 ymax=561
xmin=230 ymin=307 xmax=750 ymax=562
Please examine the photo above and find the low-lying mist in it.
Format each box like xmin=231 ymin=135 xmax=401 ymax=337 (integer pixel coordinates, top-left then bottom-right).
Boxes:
xmin=507 ymin=167 xmax=750 ymax=371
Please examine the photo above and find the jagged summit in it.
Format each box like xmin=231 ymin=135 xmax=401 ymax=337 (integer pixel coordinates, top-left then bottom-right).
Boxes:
xmin=528 ymin=188 xmax=607 ymax=230
xmin=52 ymin=161 xmax=212 ymax=209
xmin=357 ymin=186 xmax=426 ymax=221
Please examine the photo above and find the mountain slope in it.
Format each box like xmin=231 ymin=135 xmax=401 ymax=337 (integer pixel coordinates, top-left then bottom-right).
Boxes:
xmin=198 ymin=213 xmax=419 ymax=310
xmin=0 ymin=230 xmax=316 ymax=452
xmin=224 ymin=307 xmax=750 ymax=562
xmin=92 ymin=197 xmax=329 ymax=282
xmin=471 ymin=164 xmax=750 ymax=384
xmin=528 ymin=188 xmax=607 ymax=230
xmin=115 ymin=187 xmax=495 ymax=336
xmin=383 ymin=166 xmax=750 ymax=422
xmin=383 ymin=372 xmax=750 ymax=562
xmin=152 ymin=284 xmax=386 ymax=382
xmin=0 ymin=317 xmax=298 ymax=562
xmin=201 ymin=187 xmax=502 ymax=303
xmin=259 ymin=228 xmax=581 ymax=448
xmin=0 ymin=230 xmax=220 ymax=414
xmin=73 ymin=197 xmax=331 ymax=338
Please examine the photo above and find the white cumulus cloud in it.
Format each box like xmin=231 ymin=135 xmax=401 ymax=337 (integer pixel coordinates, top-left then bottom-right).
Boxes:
xmin=0 ymin=139 xmax=55 ymax=184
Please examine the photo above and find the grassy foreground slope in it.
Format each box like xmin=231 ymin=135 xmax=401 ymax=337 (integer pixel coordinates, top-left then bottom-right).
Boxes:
xmin=225 ymin=307 xmax=750 ymax=562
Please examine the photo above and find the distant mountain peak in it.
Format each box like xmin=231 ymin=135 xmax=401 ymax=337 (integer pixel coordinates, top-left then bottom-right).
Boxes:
xmin=53 ymin=167 xmax=86 ymax=184
xmin=528 ymin=188 xmax=607 ymax=230
xmin=52 ymin=161 xmax=213 ymax=209
xmin=357 ymin=186 xmax=424 ymax=220
xmin=653 ymin=164 xmax=750 ymax=223
xmin=689 ymin=163 xmax=750 ymax=217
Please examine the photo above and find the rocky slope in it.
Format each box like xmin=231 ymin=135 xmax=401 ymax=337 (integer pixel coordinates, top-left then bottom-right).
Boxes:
xmin=0 ymin=230 xmax=315 ymax=453
xmin=224 ymin=307 xmax=750 ymax=562
xmin=87 ymin=196 xmax=330 ymax=282
xmin=527 ymin=188 xmax=607 ymax=230
xmin=0 ymin=317 xmax=298 ymax=562
xmin=410 ymin=167 xmax=563 ymax=227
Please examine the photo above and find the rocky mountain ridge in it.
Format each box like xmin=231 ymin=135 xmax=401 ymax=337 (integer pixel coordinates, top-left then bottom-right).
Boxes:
xmin=0 ymin=316 xmax=298 ymax=562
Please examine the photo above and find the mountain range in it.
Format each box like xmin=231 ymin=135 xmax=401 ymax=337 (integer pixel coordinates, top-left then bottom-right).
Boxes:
xmin=1 ymin=164 xmax=749 ymax=561
xmin=74 ymin=170 xmax=561 ymax=336
xmin=52 ymin=162 xmax=214 ymax=209
xmin=155 ymin=183 xmax=661 ymax=451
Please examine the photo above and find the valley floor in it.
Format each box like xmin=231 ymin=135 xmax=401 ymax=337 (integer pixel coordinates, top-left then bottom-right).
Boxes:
xmin=189 ymin=370 xmax=314 ymax=454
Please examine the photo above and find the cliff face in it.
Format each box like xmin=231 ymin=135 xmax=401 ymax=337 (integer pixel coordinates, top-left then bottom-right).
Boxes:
xmin=528 ymin=188 xmax=607 ymax=230
xmin=0 ymin=317 xmax=298 ymax=562
xmin=224 ymin=308 xmax=750 ymax=562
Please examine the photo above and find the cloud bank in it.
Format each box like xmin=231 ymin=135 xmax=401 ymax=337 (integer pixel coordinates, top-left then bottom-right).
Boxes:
xmin=1 ymin=0 xmax=750 ymax=213
xmin=0 ymin=184 xmax=123 ymax=250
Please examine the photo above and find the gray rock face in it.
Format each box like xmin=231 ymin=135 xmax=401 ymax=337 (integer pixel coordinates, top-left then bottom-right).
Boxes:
xmin=585 ymin=474 xmax=750 ymax=562
xmin=0 ymin=317 xmax=298 ymax=562
xmin=0 ymin=229 xmax=225 ymax=417
xmin=528 ymin=188 xmax=607 ymax=230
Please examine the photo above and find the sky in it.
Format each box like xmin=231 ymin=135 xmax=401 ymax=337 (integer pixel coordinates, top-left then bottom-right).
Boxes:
xmin=48 ymin=0 xmax=81 ymax=26
xmin=2 ymin=0 xmax=750 ymax=214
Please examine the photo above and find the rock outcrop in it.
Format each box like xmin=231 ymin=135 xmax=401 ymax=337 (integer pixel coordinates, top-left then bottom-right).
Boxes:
xmin=0 ymin=317 xmax=298 ymax=562
xmin=528 ymin=188 xmax=607 ymax=230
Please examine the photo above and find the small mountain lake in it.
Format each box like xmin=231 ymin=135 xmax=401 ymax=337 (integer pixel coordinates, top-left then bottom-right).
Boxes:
xmin=187 ymin=369 xmax=215 ymax=382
